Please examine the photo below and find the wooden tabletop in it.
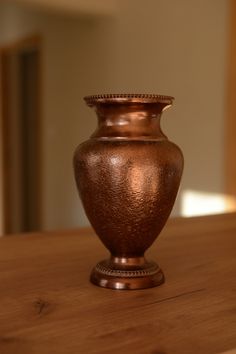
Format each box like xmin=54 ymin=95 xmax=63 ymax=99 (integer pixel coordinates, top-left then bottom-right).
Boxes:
xmin=0 ymin=213 xmax=236 ymax=354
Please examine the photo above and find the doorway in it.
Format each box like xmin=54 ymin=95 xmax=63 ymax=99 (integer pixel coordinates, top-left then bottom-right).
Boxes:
xmin=0 ymin=36 xmax=42 ymax=234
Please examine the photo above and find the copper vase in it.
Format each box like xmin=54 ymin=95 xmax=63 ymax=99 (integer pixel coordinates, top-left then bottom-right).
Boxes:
xmin=73 ymin=94 xmax=183 ymax=290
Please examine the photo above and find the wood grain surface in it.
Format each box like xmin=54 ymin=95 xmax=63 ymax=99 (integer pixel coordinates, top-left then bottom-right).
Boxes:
xmin=0 ymin=213 xmax=236 ymax=354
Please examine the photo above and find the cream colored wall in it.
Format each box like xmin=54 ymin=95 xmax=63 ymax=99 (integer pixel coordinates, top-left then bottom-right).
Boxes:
xmin=113 ymin=0 xmax=229 ymax=214
xmin=0 ymin=0 xmax=229 ymax=231
xmin=0 ymin=2 xmax=115 ymax=229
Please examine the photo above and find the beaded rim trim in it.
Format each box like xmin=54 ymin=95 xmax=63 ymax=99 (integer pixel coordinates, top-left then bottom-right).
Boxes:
xmin=94 ymin=262 xmax=160 ymax=278
xmin=84 ymin=94 xmax=174 ymax=106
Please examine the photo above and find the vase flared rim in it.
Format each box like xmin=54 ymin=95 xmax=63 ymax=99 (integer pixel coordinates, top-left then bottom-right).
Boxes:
xmin=84 ymin=94 xmax=174 ymax=106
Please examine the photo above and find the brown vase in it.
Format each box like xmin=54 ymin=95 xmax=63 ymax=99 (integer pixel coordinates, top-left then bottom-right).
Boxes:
xmin=73 ymin=94 xmax=184 ymax=290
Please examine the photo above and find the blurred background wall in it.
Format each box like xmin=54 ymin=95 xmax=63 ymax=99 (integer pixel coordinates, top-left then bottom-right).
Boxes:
xmin=0 ymin=0 xmax=231 ymax=233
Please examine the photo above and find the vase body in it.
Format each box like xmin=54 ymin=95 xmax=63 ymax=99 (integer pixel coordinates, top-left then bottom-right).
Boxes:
xmin=73 ymin=94 xmax=184 ymax=290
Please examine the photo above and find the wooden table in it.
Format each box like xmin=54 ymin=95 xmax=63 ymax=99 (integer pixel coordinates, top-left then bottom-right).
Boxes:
xmin=0 ymin=213 xmax=236 ymax=354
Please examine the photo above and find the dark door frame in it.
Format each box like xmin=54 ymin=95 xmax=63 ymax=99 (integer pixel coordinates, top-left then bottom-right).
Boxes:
xmin=0 ymin=35 xmax=42 ymax=234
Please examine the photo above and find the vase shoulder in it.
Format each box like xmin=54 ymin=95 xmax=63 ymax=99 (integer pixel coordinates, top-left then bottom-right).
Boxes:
xmin=75 ymin=137 xmax=183 ymax=164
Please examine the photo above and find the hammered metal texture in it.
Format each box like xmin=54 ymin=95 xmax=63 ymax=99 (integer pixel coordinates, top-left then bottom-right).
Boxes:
xmin=73 ymin=94 xmax=184 ymax=289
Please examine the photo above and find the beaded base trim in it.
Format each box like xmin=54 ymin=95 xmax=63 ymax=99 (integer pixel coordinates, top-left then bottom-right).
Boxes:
xmin=94 ymin=262 xmax=160 ymax=278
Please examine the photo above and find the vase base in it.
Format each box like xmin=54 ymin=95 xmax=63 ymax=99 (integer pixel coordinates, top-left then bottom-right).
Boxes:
xmin=90 ymin=257 xmax=165 ymax=290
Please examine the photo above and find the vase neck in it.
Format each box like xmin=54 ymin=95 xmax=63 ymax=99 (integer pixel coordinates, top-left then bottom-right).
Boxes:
xmin=91 ymin=103 xmax=168 ymax=140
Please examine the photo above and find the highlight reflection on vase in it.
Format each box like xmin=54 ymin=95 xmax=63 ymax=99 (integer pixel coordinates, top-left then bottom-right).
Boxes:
xmin=73 ymin=94 xmax=184 ymax=290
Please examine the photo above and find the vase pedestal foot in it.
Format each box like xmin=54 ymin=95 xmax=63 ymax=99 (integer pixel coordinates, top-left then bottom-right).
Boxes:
xmin=90 ymin=257 xmax=165 ymax=290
